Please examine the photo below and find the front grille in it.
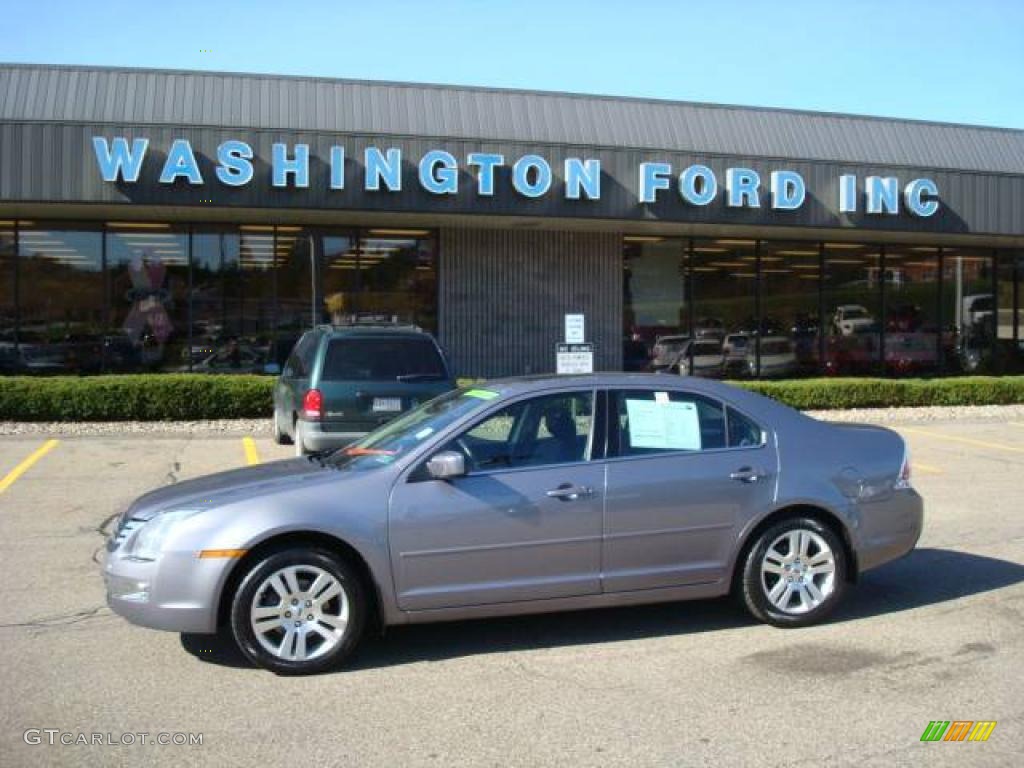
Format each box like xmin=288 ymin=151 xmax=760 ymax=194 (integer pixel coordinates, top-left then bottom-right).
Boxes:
xmin=108 ymin=516 xmax=145 ymax=551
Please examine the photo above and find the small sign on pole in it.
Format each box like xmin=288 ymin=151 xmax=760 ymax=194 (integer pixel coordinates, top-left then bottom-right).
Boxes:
xmin=564 ymin=314 xmax=585 ymax=344
xmin=556 ymin=343 xmax=594 ymax=374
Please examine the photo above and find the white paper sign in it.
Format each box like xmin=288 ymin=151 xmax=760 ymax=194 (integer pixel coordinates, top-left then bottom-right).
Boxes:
xmin=556 ymin=343 xmax=594 ymax=374
xmin=564 ymin=314 xmax=585 ymax=344
xmin=625 ymin=399 xmax=701 ymax=451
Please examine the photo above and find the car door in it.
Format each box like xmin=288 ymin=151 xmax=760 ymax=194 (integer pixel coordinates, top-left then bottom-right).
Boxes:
xmin=388 ymin=389 xmax=604 ymax=611
xmin=602 ymin=388 xmax=777 ymax=592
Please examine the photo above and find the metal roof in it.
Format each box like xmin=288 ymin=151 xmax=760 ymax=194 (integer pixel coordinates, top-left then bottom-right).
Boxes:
xmin=2 ymin=63 xmax=1024 ymax=174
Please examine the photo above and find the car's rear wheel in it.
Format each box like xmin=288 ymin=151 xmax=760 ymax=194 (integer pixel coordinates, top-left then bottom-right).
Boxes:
xmin=739 ymin=516 xmax=846 ymax=627
xmin=229 ymin=547 xmax=366 ymax=675
xmin=272 ymin=408 xmax=292 ymax=445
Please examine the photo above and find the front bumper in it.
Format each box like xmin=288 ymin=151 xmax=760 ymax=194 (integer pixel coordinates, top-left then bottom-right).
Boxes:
xmin=104 ymin=549 xmax=233 ymax=634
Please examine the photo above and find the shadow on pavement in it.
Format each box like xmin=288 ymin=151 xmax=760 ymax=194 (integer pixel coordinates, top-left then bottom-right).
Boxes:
xmin=180 ymin=547 xmax=1024 ymax=673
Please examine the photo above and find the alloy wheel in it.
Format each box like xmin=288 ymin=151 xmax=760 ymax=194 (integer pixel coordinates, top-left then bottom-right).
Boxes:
xmin=249 ymin=564 xmax=350 ymax=662
xmin=759 ymin=528 xmax=836 ymax=615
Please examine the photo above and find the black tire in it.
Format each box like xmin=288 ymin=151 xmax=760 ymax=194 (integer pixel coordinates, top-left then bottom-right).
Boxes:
xmin=739 ymin=516 xmax=847 ymax=628
xmin=272 ymin=409 xmax=293 ymax=446
xmin=229 ymin=547 xmax=367 ymax=675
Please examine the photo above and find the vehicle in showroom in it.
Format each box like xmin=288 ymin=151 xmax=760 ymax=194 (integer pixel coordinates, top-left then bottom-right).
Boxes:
xmin=747 ymin=336 xmax=798 ymax=378
xmin=833 ymin=304 xmax=875 ymax=336
xmin=105 ymin=374 xmax=923 ymax=674
xmin=671 ymin=339 xmax=725 ymax=377
xmin=272 ymin=324 xmax=454 ymax=455
xmin=650 ymin=334 xmax=690 ymax=371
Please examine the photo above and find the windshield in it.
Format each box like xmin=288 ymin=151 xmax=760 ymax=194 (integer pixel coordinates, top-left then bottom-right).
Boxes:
xmin=325 ymin=387 xmax=499 ymax=470
xmin=843 ymin=308 xmax=869 ymax=319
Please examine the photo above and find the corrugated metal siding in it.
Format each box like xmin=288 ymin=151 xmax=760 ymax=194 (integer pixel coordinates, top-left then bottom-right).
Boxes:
xmin=2 ymin=64 xmax=1024 ymax=174
xmin=439 ymin=229 xmax=622 ymax=378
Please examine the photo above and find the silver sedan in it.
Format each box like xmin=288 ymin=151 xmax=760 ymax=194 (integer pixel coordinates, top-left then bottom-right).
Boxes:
xmin=105 ymin=374 xmax=923 ymax=674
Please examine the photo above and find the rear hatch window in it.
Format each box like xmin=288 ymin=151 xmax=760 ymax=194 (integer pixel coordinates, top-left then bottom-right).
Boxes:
xmin=322 ymin=337 xmax=448 ymax=381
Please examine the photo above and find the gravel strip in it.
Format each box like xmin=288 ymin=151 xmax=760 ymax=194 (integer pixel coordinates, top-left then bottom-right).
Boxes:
xmin=804 ymin=403 xmax=1024 ymax=424
xmin=0 ymin=419 xmax=273 ymax=437
xmin=2 ymin=404 xmax=1024 ymax=436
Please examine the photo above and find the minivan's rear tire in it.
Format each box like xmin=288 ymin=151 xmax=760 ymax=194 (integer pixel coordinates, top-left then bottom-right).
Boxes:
xmin=272 ymin=409 xmax=292 ymax=446
xmin=739 ymin=516 xmax=846 ymax=628
xmin=229 ymin=547 xmax=367 ymax=675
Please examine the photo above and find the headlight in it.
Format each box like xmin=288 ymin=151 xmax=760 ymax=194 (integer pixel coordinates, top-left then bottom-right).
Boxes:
xmin=123 ymin=509 xmax=200 ymax=561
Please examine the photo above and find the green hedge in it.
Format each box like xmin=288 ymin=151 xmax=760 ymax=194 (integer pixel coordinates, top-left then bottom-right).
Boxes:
xmin=736 ymin=376 xmax=1024 ymax=410
xmin=0 ymin=375 xmax=274 ymax=421
xmin=0 ymin=374 xmax=1022 ymax=421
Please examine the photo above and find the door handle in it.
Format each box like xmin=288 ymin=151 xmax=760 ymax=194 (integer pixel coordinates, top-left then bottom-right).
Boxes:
xmin=729 ymin=467 xmax=765 ymax=483
xmin=545 ymin=484 xmax=594 ymax=501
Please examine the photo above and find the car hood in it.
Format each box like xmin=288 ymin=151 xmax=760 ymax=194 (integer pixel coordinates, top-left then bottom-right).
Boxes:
xmin=123 ymin=458 xmax=330 ymax=521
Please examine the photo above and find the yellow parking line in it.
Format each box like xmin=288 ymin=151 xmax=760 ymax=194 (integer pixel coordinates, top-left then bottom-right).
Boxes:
xmin=898 ymin=426 xmax=1024 ymax=454
xmin=242 ymin=437 xmax=261 ymax=466
xmin=912 ymin=462 xmax=943 ymax=475
xmin=0 ymin=439 xmax=60 ymax=494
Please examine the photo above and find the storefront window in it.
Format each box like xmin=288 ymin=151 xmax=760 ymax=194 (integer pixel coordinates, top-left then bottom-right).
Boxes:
xmin=322 ymin=232 xmax=358 ymax=322
xmin=359 ymin=229 xmax=437 ymax=331
xmin=690 ymin=239 xmax=756 ymax=376
xmin=191 ymin=229 xmax=275 ymax=374
xmin=941 ymin=248 xmax=995 ymax=374
xmin=106 ymin=224 xmax=189 ymax=372
xmin=884 ymin=247 xmax=940 ymax=377
xmin=822 ymin=243 xmax=881 ymax=376
xmin=995 ymin=253 xmax=1022 ymax=372
xmin=321 ymin=229 xmax=436 ymax=332
xmin=759 ymin=242 xmax=822 ymax=378
xmin=17 ymin=225 xmax=104 ymax=374
xmin=0 ymin=224 xmax=14 ymax=369
xmin=622 ymin=237 xmax=686 ymax=371
xmin=275 ymin=227 xmax=314 ymax=346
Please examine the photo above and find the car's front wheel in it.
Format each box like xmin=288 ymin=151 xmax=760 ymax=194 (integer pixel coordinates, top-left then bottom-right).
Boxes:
xmin=229 ymin=547 xmax=367 ymax=674
xmin=739 ymin=516 xmax=846 ymax=627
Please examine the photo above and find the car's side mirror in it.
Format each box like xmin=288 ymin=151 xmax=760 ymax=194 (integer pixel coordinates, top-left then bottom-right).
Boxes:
xmin=426 ymin=450 xmax=466 ymax=480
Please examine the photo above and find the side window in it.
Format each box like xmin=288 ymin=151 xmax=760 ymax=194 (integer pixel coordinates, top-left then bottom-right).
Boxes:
xmin=285 ymin=332 xmax=317 ymax=378
xmin=727 ymin=407 xmax=765 ymax=448
xmin=612 ymin=389 xmax=726 ymax=457
xmin=445 ymin=391 xmax=594 ymax=472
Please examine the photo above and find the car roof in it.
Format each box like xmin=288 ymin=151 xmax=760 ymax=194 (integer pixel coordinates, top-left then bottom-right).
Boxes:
xmin=477 ymin=373 xmax=808 ymax=429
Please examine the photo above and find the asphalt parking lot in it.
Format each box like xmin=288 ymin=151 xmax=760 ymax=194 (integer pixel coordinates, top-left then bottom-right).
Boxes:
xmin=0 ymin=417 xmax=1022 ymax=767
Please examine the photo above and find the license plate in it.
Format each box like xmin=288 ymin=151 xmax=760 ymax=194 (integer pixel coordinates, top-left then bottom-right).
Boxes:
xmin=372 ymin=397 xmax=402 ymax=412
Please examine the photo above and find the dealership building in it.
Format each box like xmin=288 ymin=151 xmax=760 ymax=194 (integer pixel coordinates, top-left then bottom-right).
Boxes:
xmin=1 ymin=63 xmax=1022 ymax=379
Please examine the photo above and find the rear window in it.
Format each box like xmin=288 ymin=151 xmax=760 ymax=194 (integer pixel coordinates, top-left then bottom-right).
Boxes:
xmin=761 ymin=341 xmax=791 ymax=354
xmin=321 ymin=337 xmax=447 ymax=381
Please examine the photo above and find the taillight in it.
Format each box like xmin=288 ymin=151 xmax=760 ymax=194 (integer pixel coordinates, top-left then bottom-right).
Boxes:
xmin=302 ymin=389 xmax=323 ymax=420
xmin=895 ymin=444 xmax=912 ymax=489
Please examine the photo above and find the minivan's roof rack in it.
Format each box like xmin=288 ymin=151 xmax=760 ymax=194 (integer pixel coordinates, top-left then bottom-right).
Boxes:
xmin=317 ymin=315 xmax=425 ymax=333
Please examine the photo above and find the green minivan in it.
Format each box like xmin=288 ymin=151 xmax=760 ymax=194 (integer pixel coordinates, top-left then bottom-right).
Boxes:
xmin=272 ymin=325 xmax=455 ymax=455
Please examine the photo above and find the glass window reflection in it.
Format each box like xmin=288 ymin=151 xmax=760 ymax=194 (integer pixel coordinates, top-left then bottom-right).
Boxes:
xmin=17 ymin=225 xmax=104 ymax=374
xmin=107 ymin=225 xmax=189 ymax=372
